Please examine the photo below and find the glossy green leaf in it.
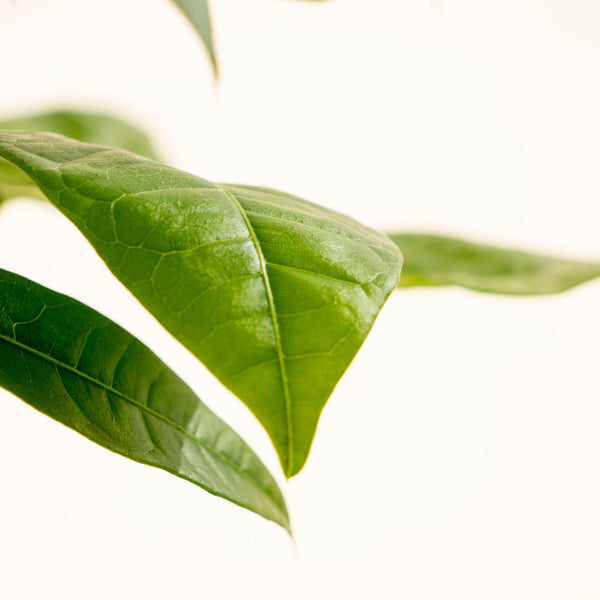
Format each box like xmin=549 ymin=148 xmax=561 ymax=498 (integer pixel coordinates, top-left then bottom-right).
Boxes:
xmin=0 ymin=131 xmax=401 ymax=477
xmin=389 ymin=232 xmax=600 ymax=295
xmin=171 ymin=0 xmax=217 ymax=75
xmin=0 ymin=109 xmax=159 ymax=205
xmin=0 ymin=267 xmax=290 ymax=532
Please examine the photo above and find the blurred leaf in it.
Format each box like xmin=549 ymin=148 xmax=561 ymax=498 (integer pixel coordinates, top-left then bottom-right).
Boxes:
xmin=0 ymin=109 xmax=159 ymax=159
xmin=0 ymin=267 xmax=290 ymax=532
xmin=389 ymin=232 xmax=600 ymax=295
xmin=171 ymin=0 xmax=217 ymax=75
xmin=0 ymin=109 xmax=159 ymax=204
xmin=0 ymin=131 xmax=401 ymax=477
xmin=170 ymin=0 xmax=332 ymax=76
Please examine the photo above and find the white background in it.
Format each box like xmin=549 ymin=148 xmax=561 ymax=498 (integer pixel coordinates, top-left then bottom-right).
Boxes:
xmin=1 ymin=0 xmax=600 ymax=597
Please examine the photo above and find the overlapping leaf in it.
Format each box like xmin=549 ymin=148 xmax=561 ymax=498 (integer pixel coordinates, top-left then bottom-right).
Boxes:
xmin=0 ymin=109 xmax=159 ymax=205
xmin=0 ymin=268 xmax=290 ymax=531
xmin=0 ymin=131 xmax=401 ymax=477
xmin=390 ymin=233 xmax=600 ymax=295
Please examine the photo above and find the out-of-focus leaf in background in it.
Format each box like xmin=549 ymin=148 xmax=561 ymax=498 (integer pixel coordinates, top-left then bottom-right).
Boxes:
xmin=390 ymin=232 xmax=600 ymax=295
xmin=0 ymin=109 xmax=160 ymax=205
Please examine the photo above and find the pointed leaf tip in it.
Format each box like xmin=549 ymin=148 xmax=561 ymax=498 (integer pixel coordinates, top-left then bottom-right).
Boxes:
xmin=0 ymin=267 xmax=290 ymax=531
xmin=171 ymin=0 xmax=218 ymax=76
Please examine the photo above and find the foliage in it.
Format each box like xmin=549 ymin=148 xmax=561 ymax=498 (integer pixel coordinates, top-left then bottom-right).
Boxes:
xmin=389 ymin=233 xmax=600 ymax=295
xmin=2 ymin=0 xmax=599 ymax=525
xmin=0 ymin=129 xmax=400 ymax=478
xmin=1 ymin=103 xmax=598 ymax=527
xmin=0 ymin=267 xmax=290 ymax=531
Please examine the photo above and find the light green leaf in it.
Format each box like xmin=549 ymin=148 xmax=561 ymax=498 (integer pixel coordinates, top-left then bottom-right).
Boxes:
xmin=389 ymin=232 xmax=600 ymax=295
xmin=0 ymin=109 xmax=159 ymax=204
xmin=0 ymin=131 xmax=401 ymax=477
xmin=0 ymin=267 xmax=290 ymax=532
xmin=171 ymin=0 xmax=218 ymax=75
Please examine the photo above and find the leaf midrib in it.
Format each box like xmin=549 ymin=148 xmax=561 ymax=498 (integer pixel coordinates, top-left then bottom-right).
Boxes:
xmin=215 ymin=183 xmax=294 ymax=476
xmin=0 ymin=330 xmax=278 ymax=505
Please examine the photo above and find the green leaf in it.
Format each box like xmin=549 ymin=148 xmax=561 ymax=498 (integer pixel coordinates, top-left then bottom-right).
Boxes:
xmin=0 ymin=131 xmax=401 ymax=477
xmin=0 ymin=267 xmax=290 ymax=532
xmin=389 ymin=232 xmax=600 ymax=295
xmin=171 ymin=0 xmax=218 ymax=75
xmin=0 ymin=109 xmax=160 ymax=204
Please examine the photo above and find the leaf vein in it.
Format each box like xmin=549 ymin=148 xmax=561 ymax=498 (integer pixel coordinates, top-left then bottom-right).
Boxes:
xmin=214 ymin=184 xmax=295 ymax=476
xmin=0 ymin=332 xmax=274 ymax=502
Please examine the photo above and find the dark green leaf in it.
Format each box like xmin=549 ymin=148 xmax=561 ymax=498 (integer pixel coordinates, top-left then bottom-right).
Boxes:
xmin=389 ymin=232 xmax=600 ymax=295
xmin=0 ymin=109 xmax=160 ymax=204
xmin=0 ymin=267 xmax=290 ymax=532
xmin=171 ymin=0 xmax=217 ymax=75
xmin=0 ymin=131 xmax=401 ymax=477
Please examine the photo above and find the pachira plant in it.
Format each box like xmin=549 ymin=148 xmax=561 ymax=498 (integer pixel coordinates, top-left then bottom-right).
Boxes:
xmin=2 ymin=0 xmax=599 ymax=542
xmin=1 ymin=109 xmax=599 ymax=532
